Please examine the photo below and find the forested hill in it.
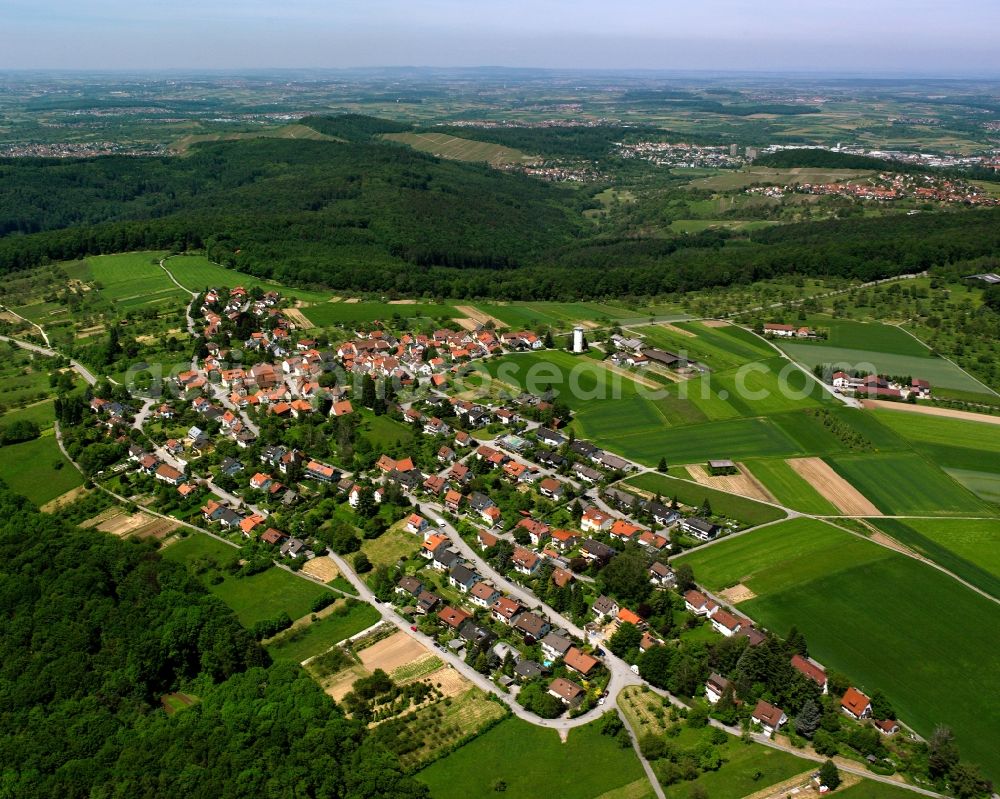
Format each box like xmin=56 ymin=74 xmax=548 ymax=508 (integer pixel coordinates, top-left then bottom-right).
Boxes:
xmin=2 ymin=115 xmax=1000 ymax=298
xmin=0 ymin=484 xmax=427 ymax=799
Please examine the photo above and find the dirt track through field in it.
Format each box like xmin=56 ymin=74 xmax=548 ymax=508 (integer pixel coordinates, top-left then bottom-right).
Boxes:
xmin=454 ymin=305 xmax=507 ymax=329
xmin=597 ymin=359 xmax=664 ymax=390
xmin=786 ymin=457 xmax=882 ymax=516
xmin=686 ymin=462 xmax=779 ymax=504
xmin=862 ymin=399 xmax=1000 ymax=425
xmin=282 ymin=307 xmax=314 ymax=328
xmin=659 ymin=322 xmax=695 ymax=337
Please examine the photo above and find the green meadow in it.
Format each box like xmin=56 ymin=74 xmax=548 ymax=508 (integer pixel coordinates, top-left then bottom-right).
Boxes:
xmin=162 ymin=534 xmax=328 ymax=627
xmin=872 ymin=518 xmax=1000 ymax=599
xmin=162 ymin=254 xmax=330 ymax=302
xmin=676 ymin=518 xmax=1000 ymax=780
xmin=0 ymin=432 xmax=83 ymax=506
xmin=779 ymin=341 xmax=990 ymax=395
xmin=418 ymin=717 xmax=650 ymax=799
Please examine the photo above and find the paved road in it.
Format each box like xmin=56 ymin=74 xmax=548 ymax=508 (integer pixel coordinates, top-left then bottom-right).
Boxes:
xmin=0 ymin=334 xmax=98 ymax=385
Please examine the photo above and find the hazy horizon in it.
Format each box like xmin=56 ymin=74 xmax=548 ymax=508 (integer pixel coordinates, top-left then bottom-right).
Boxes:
xmin=2 ymin=0 xmax=998 ymax=73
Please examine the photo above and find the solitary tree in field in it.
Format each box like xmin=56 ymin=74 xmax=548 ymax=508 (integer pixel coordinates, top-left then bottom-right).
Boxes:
xmin=657 ymin=457 xmax=668 ymax=472
xmin=819 ymin=760 xmax=841 ymax=790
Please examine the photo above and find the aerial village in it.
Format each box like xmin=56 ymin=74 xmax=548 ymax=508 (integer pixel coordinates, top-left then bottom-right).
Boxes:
xmin=76 ymin=283 xmax=917 ymax=751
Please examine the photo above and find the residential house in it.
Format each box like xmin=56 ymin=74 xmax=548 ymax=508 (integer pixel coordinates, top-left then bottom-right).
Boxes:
xmin=580 ymin=507 xmax=613 ymax=534
xmin=679 ymin=517 xmax=719 ymax=541
xmin=469 ymin=581 xmax=501 ymax=608
xmin=517 ymin=518 xmax=550 ymax=547
xmin=448 ymin=563 xmax=480 ymax=593
xmin=683 ymin=590 xmax=718 ymax=617
xmin=512 ymin=547 xmax=541 ymax=576
xmin=477 ymin=529 xmax=499 ymax=551
xmin=648 ymin=561 xmax=674 ymax=587
xmin=280 ymin=538 xmax=306 ymax=559
xmin=261 ymin=528 xmax=288 ymax=546
xmin=305 ymin=460 xmax=338 ymax=483
xmin=491 ymin=596 xmax=524 ymax=626
xmin=154 ymin=464 xmax=185 ymax=486
xmin=513 ymin=612 xmax=550 ymax=641
xmin=617 ymin=608 xmax=644 ymax=629
xmin=563 ymin=647 xmax=599 ymax=677
xmin=842 ymin=687 xmax=873 ymax=720
xmin=791 ymin=654 xmax=828 ymax=694
xmin=444 ymin=489 xmax=463 ymax=512
xmin=874 ymin=719 xmax=900 ymax=736
xmin=705 ymin=673 xmax=731 ymax=705
xmin=405 ymin=513 xmax=429 ymax=535
xmin=515 ymin=660 xmax=545 ymax=681
xmin=572 ymin=463 xmax=603 ymax=483
xmin=752 ymin=700 xmax=787 ymax=734
xmin=710 ymin=608 xmax=745 ymax=637
xmin=551 ymin=567 xmax=573 ymax=588
xmin=437 ymin=606 xmax=472 ymax=630
xmin=550 ymin=529 xmax=579 ymax=551
xmin=580 ymin=539 xmax=615 ymax=563
xmin=416 ymin=591 xmax=441 ymax=615
xmin=540 ymin=632 xmax=573 ymax=662
xmin=538 ymin=477 xmax=566 ymax=501
xmin=396 ymin=576 xmax=424 ymax=599
xmin=548 ymin=677 xmax=584 ymax=708
xmin=591 ymin=595 xmax=619 ymax=620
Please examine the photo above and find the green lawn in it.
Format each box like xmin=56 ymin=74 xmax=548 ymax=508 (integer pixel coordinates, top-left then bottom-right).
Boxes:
xmin=625 ymin=472 xmax=787 ymax=527
xmin=677 ymin=520 xmax=1000 ymax=782
xmin=826 ymin=452 xmax=993 ymax=516
xmin=744 ymin=458 xmax=840 ymax=515
xmin=359 ymin=409 xmax=414 ymax=450
xmin=0 ymin=433 xmax=82 ymax=506
xmin=162 ymin=534 xmax=328 ymax=627
xmin=417 ymin=717 xmax=650 ymax=799
xmin=872 ymin=518 xmax=1000 ymax=599
xmin=265 ymin=601 xmax=380 ymax=663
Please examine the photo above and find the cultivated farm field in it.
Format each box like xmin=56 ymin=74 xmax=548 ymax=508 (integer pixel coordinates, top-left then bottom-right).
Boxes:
xmin=743 ymin=458 xmax=840 ymax=515
xmin=676 ymin=519 xmax=1000 ymax=781
xmin=301 ymin=300 xmax=459 ymax=326
xmin=826 ymin=451 xmax=994 ymax=516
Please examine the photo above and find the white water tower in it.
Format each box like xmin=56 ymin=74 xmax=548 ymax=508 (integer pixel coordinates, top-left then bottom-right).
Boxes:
xmin=572 ymin=326 xmax=585 ymax=353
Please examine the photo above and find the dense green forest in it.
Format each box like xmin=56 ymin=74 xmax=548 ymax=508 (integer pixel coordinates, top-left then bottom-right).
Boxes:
xmin=0 ymin=483 xmax=427 ymax=798
xmin=2 ymin=115 xmax=1000 ymax=299
xmin=752 ymin=148 xmax=930 ymax=172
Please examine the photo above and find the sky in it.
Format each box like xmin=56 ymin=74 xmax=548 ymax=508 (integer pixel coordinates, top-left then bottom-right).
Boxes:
xmin=2 ymin=0 xmax=999 ymax=73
